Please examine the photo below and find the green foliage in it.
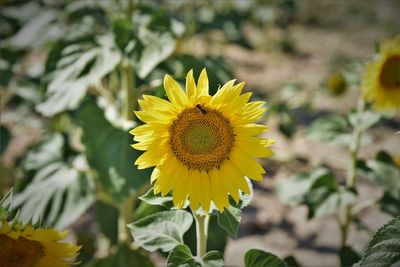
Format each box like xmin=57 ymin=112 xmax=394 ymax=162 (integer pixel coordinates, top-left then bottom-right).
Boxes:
xmin=245 ymin=249 xmax=288 ymax=267
xmin=0 ymin=125 xmax=10 ymax=156
xmin=339 ymin=246 xmax=360 ymax=267
xmin=37 ymin=35 xmax=121 ymax=116
xmin=0 ymin=189 xmax=13 ymax=220
xmin=84 ymin=245 xmax=154 ymax=267
xmin=276 ymin=168 xmax=356 ymax=219
xmin=128 ymin=210 xmax=193 ymax=252
xmin=139 ymin=188 xmax=174 ymax=207
xmin=348 ymin=110 xmax=380 ymax=131
xmin=13 ymin=134 xmax=95 ymax=228
xmin=217 ymin=205 xmax=241 ymax=237
xmin=307 ymin=115 xmax=351 ymax=145
xmin=358 ymin=151 xmax=400 ymax=216
xmin=167 ymin=244 xmax=224 ymax=267
xmin=358 ymin=216 xmax=400 ymax=267
xmin=96 ymin=201 xmax=119 ymax=244
xmin=77 ymin=98 xmax=150 ymax=205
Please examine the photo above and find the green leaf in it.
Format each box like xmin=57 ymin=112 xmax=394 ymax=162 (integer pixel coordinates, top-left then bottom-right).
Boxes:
xmin=76 ymin=98 xmax=150 ymax=204
xmin=139 ymin=188 xmax=173 ymax=207
xmin=217 ymin=205 xmax=241 ymax=237
xmin=283 ymin=255 xmax=301 ymax=267
xmin=307 ymin=115 xmax=351 ymax=146
xmin=365 ymin=160 xmax=400 ymax=199
xmin=276 ymin=168 xmax=336 ymax=205
xmin=0 ymin=189 xmax=13 ymax=220
xmin=359 ymin=216 xmax=400 ymax=267
xmin=348 ymin=110 xmax=380 ymax=131
xmin=84 ymin=245 xmax=154 ymax=267
xmin=0 ymin=125 xmax=10 ymax=156
xmin=276 ymin=168 xmax=356 ymax=219
xmin=96 ymin=201 xmax=118 ymax=244
xmin=379 ymin=192 xmax=400 ymax=217
xmin=37 ymin=35 xmax=121 ymax=116
xmin=22 ymin=134 xmax=64 ymax=171
xmin=167 ymin=244 xmax=199 ymax=267
xmin=245 ymin=249 xmax=288 ymax=267
xmin=339 ymin=246 xmax=360 ymax=267
xmin=202 ymin=251 xmax=224 ymax=267
xmin=13 ymin=155 xmax=95 ymax=229
xmin=136 ymin=29 xmax=176 ymax=79
xmin=128 ymin=210 xmax=193 ymax=252
xmin=166 ymin=245 xmax=224 ymax=267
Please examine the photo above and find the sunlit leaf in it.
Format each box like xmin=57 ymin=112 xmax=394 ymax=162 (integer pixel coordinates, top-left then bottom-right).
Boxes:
xmin=37 ymin=35 xmax=121 ymax=116
xmin=13 ymin=156 xmax=95 ymax=229
xmin=167 ymin=244 xmax=199 ymax=267
xmin=128 ymin=210 xmax=193 ymax=253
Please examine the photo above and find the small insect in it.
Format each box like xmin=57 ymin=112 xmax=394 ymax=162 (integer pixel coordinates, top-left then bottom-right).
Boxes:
xmin=196 ymin=104 xmax=207 ymax=114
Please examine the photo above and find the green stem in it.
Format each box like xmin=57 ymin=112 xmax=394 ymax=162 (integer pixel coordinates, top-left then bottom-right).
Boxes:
xmin=121 ymin=60 xmax=136 ymax=120
xmin=193 ymin=212 xmax=210 ymax=258
xmin=341 ymin=98 xmax=366 ymax=247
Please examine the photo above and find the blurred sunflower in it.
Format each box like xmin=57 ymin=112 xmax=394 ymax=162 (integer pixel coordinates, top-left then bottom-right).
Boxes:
xmin=0 ymin=221 xmax=80 ymax=267
xmin=362 ymin=35 xmax=400 ymax=110
xmin=131 ymin=69 xmax=274 ymax=212
xmin=327 ymin=72 xmax=347 ymax=96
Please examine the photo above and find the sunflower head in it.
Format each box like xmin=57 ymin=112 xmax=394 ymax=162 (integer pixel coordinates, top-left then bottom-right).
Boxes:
xmin=131 ymin=69 xmax=274 ymax=212
xmin=0 ymin=221 xmax=81 ymax=267
xmin=361 ymin=35 xmax=400 ymax=110
xmin=327 ymin=72 xmax=347 ymax=96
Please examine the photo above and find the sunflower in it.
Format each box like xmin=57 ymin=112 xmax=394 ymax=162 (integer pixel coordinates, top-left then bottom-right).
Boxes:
xmin=0 ymin=221 xmax=81 ymax=267
xmin=131 ymin=69 xmax=274 ymax=212
xmin=361 ymin=35 xmax=400 ymax=110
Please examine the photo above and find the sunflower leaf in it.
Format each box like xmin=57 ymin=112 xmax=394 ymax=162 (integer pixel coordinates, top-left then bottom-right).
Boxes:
xmin=12 ymin=133 xmax=94 ymax=228
xmin=36 ymin=34 xmax=121 ymax=116
xmin=167 ymin=244 xmax=199 ymax=267
xmin=348 ymin=110 xmax=380 ymax=131
xmin=166 ymin=245 xmax=224 ymax=267
xmin=276 ymin=168 xmax=356 ymax=219
xmin=128 ymin=210 xmax=193 ymax=253
xmin=359 ymin=216 xmax=400 ymax=267
xmin=307 ymin=115 xmax=351 ymax=146
xmin=76 ymin=98 xmax=151 ymax=204
xmin=244 ymin=249 xmax=288 ymax=267
xmin=217 ymin=204 xmax=241 ymax=238
xmin=139 ymin=188 xmax=173 ymax=207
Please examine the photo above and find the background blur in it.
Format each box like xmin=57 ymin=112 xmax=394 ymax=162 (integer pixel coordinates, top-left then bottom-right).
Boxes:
xmin=1 ymin=0 xmax=399 ymax=266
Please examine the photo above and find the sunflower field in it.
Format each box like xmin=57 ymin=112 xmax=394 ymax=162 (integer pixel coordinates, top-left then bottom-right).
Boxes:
xmin=0 ymin=1 xmax=399 ymax=267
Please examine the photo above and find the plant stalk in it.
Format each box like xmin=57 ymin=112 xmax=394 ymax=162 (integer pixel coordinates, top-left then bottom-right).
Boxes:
xmin=193 ymin=212 xmax=210 ymax=258
xmin=341 ymin=98 xmax=366 ymax=247
xmin=118 ymin=195 xmax=136 ymax=243
xmin=121 ymin=60 xmax=136 ymax=120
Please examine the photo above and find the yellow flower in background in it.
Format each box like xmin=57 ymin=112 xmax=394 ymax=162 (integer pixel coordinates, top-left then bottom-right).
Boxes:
xmin=0 ymin=221 xmax=80 ymax=267
xmin=362 ymin=35 xmax=400 ymax=110
xmin=131 ymin=69 xmax=274 ymax=212
xmin=327 ymin=72 xmax=347 ymax=96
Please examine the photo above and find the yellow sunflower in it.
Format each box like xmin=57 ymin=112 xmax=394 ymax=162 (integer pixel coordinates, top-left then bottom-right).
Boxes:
xmin=0 ymin=221 xmax=81 ymax=267
xmin=131 ymin=69 xmax=274 ymax=212
xmin=362 ymin=35 xmax=400 ymax=110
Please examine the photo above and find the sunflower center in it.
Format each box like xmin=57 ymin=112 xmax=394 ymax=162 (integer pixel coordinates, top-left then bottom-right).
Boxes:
xmin=0 ymin=234 xmax=45 ymax=267
xmin=169 ymin=106 xmax=235 ymax=171
xmin=379 ymin=55 xmax=400 ymax=89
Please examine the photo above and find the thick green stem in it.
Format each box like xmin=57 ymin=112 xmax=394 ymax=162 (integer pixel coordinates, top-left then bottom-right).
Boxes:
xmin=341 ymin=98 xmax=366 ymax=247
xmin=193 ymin=212 xmax=210 ymax=258
xmin=121 ymin=60 xmax=136 ymax=120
